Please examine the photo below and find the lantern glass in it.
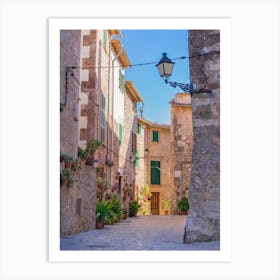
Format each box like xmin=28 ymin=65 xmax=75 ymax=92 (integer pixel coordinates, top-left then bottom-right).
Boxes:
xmin=156 ymin=53 xmax=174 ymax=79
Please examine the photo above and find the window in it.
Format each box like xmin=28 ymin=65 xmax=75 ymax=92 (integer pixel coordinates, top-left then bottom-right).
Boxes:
xmin=119 ymin=123 xmax=123 ymax=145
xmin=137 ymin=123 xmax=141 ymax=134
xmin=135 ymin=150 xmax=139 ymax=167
xmin=152 ymin=130 xmax=159 ymax=142
xmin=100 ymin=93 xmax=106 ymax=143
xmin=151 ymin=161 xmax=160 ymax=185
xmin=131 ymin=132 xmax=137 ymax=154
xmin=119 ymin=69 xmax=125 ymax=93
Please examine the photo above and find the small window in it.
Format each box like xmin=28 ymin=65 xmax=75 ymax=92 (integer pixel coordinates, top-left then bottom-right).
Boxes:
xmin=135 ymin=150 xmax=139 ymax=167
xmin=151 ymin=161 xmax=160 ymax=185
xmin=119 ymin=123 xmax=123 ymax=145
xmin=137 ymin=123 xmax=141 ymax=134
xmin=152 ymin=130 xmax=159 ymax=142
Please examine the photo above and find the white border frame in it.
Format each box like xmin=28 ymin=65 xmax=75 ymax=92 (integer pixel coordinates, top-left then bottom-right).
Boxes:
xmin=49 ymin=18 xmax=231 ymax=262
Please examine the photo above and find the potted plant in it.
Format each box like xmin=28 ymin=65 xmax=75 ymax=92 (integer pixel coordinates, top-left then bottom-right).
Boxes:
xmin=129 ymin=200 xmax=140 ymax=217
xmin=161 ymin=197 xmax=170 ymax=215
xmin=95 ymin=200 xmax=110 ymax=229
xmin=71 ymin=159 xmax=82 ymax=171
xmin=60 ymin=169 xmax=71 ymax=186
xmin=64 ymin=154 xmax=73 ymax=169
xmin=60 ymin=152 xmax=65 ymax=163
xmin=77 ymin=147 xmax=87 ymax=165
xmin=110 ymin=197 xmax=123 ymax=222
xmin=176 ymin=196 xmax=189 ymax=215
xmin=96 ymin=177 xmax=110 ymax=201
xmin=123 ymin=208 xmax=128 ymax=219
xmin=105 ymin=159 xmax=113 ymax=167
xmin=85 ymin=139 xmax=102 ymax=166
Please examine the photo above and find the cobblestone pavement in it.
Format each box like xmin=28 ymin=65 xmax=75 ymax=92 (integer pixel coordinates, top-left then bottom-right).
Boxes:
xmin=60 ymin=215 xmax=220 ymax=250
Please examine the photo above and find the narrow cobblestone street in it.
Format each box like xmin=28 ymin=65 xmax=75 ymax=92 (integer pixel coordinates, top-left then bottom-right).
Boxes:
xmin=60 ymin=215 xmax=220 ymax=250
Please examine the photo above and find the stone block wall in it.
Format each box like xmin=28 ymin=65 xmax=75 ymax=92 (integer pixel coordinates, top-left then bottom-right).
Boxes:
xmin=60 ymin=166 xmax=96 ymax=236
xmin=184 ymin=30 xmax=220 ymax=243
xmin=170 ymin=93 xmax=193 ymax=214
xmin=60 ymin=30 xmax=81 ymax=158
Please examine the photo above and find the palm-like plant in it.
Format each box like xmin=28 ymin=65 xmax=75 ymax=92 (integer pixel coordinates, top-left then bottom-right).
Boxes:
xmin=96 ymin=201 xmax=111 ymax=224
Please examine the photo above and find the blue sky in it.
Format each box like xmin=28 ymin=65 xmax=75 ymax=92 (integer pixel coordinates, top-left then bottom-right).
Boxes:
xmin=121 ymin=30 xmax=190 ymax=124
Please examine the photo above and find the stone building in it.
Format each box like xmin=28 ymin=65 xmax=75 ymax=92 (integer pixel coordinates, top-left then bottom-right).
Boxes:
xmin=169 ymin=93 xmax=193 ymax=214
xmin=184 ymin=30 xmax=220 ymax=243
xmin=60 ymin=29 xmax=140 ymax=235
xmin=118 ymin=81 xmax=143 ymax=210
xmin=60 ymin=30 xmax=96 ymax=235
xmin=136 ymin=117 xmax=171 ymax=215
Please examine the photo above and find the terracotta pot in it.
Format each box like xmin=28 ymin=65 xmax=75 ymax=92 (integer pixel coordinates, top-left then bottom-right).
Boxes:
xmin=86 ymin=157 xmax=94 ymax=166
xmin=64 ymin=162 xmax=71 ymax=169
xmin=96 ymin=222 xmax=104 ymax=229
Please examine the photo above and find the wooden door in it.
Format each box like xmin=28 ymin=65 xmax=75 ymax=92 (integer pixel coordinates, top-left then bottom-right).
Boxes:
xmin=151 ymin=192 xmax=160 ymax=215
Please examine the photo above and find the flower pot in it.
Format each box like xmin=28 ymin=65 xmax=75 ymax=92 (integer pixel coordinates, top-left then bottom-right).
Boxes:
xmin=123 ymin=213 xmax=128 ymax=219
xmin=96 ymin=222 xmax=104 ymax=229
xmin=86 ymin=157 xmax=94 ymax=166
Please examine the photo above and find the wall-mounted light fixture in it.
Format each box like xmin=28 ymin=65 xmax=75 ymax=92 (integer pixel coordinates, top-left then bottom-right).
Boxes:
xmin=61 ymin=67 xmax=81 ymax=110
xmin=156 ymin=53 xmax=211 ymax=96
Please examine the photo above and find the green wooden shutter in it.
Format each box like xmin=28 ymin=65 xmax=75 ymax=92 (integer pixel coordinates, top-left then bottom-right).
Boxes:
xmin=136 ymin=150 xmax=139 ymax=167
xmin=137 ymin=123 xmax=141 ymax=134
xmin=103 ymin=30 xmax=107 ymax=46
xmin=119 ymin=123 xmax=123 ymax=144
xmin=119 ymin=70 xmax=125 ymax=93
xmin=152 ymin=130 xmax=159 ymax=142
xmin=151 ymin=161 xmax=160 ymax=185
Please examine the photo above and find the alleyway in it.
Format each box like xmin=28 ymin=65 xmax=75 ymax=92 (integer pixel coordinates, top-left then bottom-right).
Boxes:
xmin=60 ymin=215 xmax=220 ymax=250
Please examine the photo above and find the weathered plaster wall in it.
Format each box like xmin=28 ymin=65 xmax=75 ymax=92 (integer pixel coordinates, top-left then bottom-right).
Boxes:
xmin=146 ymin=123 xmax=171 ymax=215
xmin=184 ymin=30 xmax=220 ymax=243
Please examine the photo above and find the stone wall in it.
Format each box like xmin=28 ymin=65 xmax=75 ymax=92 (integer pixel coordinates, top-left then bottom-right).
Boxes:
xmin=170 ymin=93 xmax=193 ymax=214
xmin=60 ymin=166 xmax=96 ymax=236
xmin=60 ymin=30 xmax=97 ymax=236
xmin=60 ymin=30 xmax=81 ymax=158
xmin=184 ymin=30 xmax=220 ymax=243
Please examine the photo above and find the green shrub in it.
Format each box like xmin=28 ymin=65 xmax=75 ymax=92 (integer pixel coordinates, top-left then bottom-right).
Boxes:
xmin=176 ymin=197 xmax=189 ymax=214
xmin=110 ymin=197 xmax=123 ymax=221
xmin=96 ymin=200 xmax=111 ymax=223
xmin=129 ymin=201 xmax=140 ymax=217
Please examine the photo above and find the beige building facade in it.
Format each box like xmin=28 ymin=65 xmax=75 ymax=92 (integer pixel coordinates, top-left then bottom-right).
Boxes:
xmin=136 ymin=117 xmax=172 ymax=215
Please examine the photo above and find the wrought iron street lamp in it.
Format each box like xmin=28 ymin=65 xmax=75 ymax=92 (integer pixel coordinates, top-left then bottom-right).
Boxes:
xmin=156 ymin=53 xmax=197 ymax=96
